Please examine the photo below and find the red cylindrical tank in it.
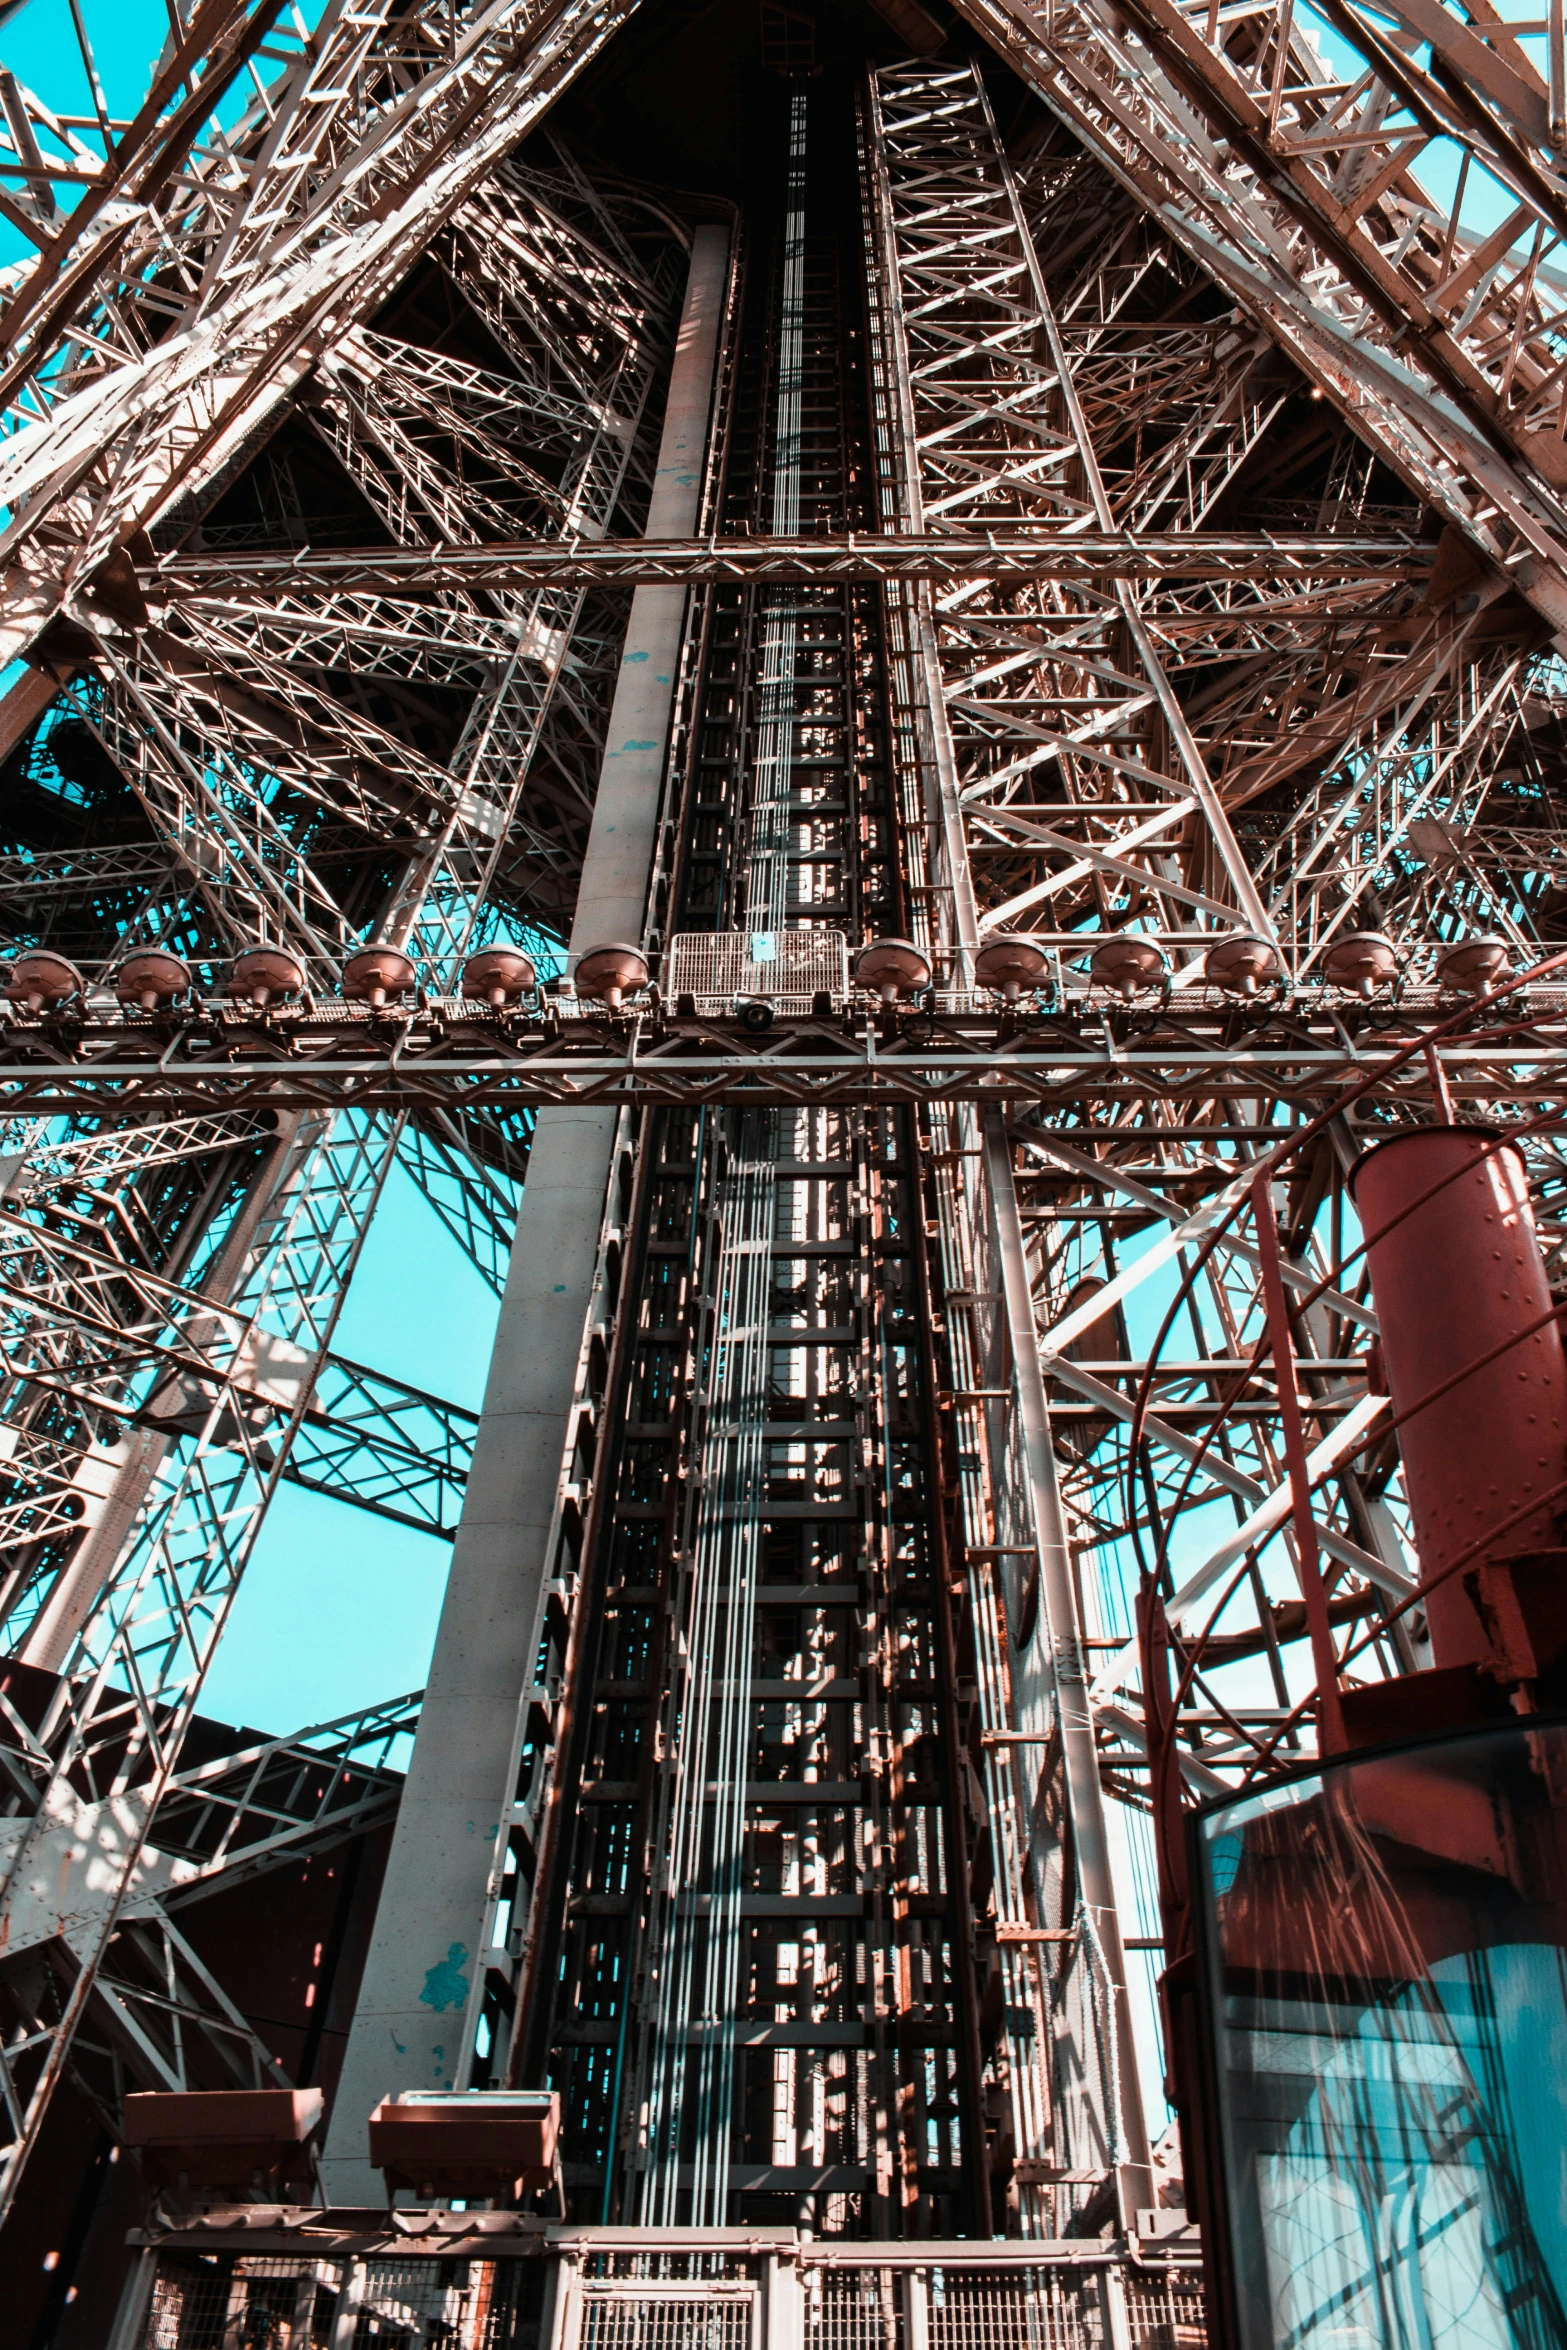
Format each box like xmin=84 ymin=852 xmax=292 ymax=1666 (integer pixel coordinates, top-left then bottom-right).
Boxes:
xmin=1349 ymin=1127 xmax=1567 ymax=1670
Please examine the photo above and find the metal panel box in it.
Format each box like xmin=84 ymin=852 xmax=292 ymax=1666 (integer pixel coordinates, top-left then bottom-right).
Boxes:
xmin=123 ymin=2086 xmax=324 ymax=2190
xmin=369 ymin=2088 xmax=561 ymax=2198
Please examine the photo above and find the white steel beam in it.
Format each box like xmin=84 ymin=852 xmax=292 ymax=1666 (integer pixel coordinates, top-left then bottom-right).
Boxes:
xmin=320 ymin=221 xmax=733 ymax=2202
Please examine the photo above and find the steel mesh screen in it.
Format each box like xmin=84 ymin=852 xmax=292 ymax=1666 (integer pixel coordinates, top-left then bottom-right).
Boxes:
xmin=926 ymin=2270 xmax=1106 ymax=2350
xmin=587 ymin=2257 xmax=736 ymax=2280
xmin=664 ymin=932 xmax=848 ymax=1006
xmin=807 ymin=2270 xmax=901 ymax=2350
xmin=141 ymin=2250 xmax=540 ymax=2350
xmin=580 ymin=2289 xmax=756 ymax=2350
xmin=1124 ymin=2276 xmax=1207 ymax=2350
xmin=143 ymin=2255 xmax=341 ymax=2350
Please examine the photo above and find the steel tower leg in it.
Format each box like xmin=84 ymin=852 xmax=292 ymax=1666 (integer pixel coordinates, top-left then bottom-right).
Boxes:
xmin=862 ymin=64 xmax=1154 ymax=2226
xmin=320 ymin=223 xmax=732 ymax=2202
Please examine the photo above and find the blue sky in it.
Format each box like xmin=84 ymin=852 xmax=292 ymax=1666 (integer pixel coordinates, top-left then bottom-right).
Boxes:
xmin=202 ymin=1160 xmax=501 ymax=1738
xmin=0 ymin=0 xmax=171 ymax=134
xmin=0 ymin=0 xmax=330 ymax=274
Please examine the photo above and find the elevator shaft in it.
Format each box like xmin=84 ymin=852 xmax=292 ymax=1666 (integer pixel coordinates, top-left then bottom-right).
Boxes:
xmin=320 ymin=71 xmax=1144 ymax=2244
xmin=499 ymin=80 xmax=1105 ymax=2241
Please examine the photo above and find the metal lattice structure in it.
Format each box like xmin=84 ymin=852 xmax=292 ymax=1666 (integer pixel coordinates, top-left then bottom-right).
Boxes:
xmin=0 ymin=0 xmax=1564 ymax=2326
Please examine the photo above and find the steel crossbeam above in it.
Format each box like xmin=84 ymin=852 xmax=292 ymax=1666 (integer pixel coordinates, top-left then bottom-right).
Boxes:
xmin=137 ymin=1687 xmax=420 ymax=1900
xmin=0 ymin=996 xmax=1554 ymax=1117
xmin=151 ymin=529 xmax=1435 ymax=594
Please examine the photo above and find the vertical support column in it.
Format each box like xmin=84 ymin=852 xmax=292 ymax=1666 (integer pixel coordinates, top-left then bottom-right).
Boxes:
xmin=550 ymin=2254 xmax=585 ymax=2350
xmin=104 ymin=2248 xmax=157 ymax=2350
xmin=1100 ymin=2262 xmax=1136 ymax=2350
xmin=329 ymin=2261 xmax=368 ymax=2350
xmin=320 ymin=222 xmax=731 ymax=2203
xmin=866 ymin=56 xmax=1152 ymax=2224
xmin=902 ymin=2268 xmax=931 ymax=2350
xmin=983 ymin=1110 xmax=1154 ymax=2215
xmin=765 ymin=2252 xmax=803 ymax=2350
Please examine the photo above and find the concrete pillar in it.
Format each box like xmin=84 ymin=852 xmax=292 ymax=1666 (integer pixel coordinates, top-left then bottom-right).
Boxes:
xmin=320 ymin=223 xmax=731 ymax=2201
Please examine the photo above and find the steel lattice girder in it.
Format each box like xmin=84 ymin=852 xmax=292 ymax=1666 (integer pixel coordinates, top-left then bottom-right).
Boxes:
xmin=936 ymin=0 xmax=1567 ymax=637
xmin=149 ymin=530 xmax=1436 ymax=592
xmin=0 ymin=998 xmax=1554 ymax=1115
xmin=855 ymin=64 xmax=1567 ymax=2179
xmin=0 ymin=1112 xmax=401 ymax=2219
xmin=0 ymin=74 xmax=686 ymax=2225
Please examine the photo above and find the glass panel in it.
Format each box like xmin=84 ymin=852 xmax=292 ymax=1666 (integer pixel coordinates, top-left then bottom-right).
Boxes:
xmin=1194 ymin=1723 xmax=1567 ymax=2350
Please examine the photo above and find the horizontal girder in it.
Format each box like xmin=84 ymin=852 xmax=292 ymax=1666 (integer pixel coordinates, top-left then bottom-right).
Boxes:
xmin=0 ymin=993 xmax=1555 ymax=1118
xmin=152 ymin=530 xmax=1434 ymax=595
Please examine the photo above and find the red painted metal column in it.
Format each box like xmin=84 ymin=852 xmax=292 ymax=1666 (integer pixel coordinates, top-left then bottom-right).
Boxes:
xmin=1349 ymin=1128 xmax=1567 ymax=1671
xmin=1251 ymin=1176 xmax=1347 ymax=1752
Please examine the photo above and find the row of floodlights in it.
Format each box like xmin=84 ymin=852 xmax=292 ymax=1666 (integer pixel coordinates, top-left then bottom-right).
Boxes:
xmin=0 ymin=943 xmax=542 ymax=1015
xmin=0 ymin=929 xmax=1517 ymax=1018
xmin=859 ymin=930 xmax=1514 ymax=1003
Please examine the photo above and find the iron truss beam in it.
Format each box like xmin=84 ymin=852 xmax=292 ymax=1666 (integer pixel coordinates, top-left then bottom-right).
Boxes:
xmin=152 ymin=529 xmax=1433 ymax=594
xmin=0 ymin=1199 xmax=473 ymax=1572
xmin=0 ymin=0 xmax=647 ymax=643
xmin=292 ymin=1354 xmax=476 ymax=1540
xmin=942 ymin=0 xmax=1567 ymax=634
xmin=0 ymin=1675 xmax=414 ymax=2152
xmin=0 ymin=996 xmax=1554 ymax=1116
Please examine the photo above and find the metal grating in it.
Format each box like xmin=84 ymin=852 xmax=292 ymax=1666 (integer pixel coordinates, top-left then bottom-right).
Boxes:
xmin=807 ymin=2271 xmax=902 ymax=2350
xmin=352 ymin=2257 xmax=529 ymax=2348
xmin=143 ymin=2256 xmax=339 ymax=2350
xmin=664 ymin=931 xmax=849 ymax=1010
xmin=133 ymin=2252 xmax=1200 ymax=2350
xmin=580 ymin=2287 xmax=758 ymax=2350
xmin=140 ymin=2250 xmax=539 ymax=2350
xmin=1125 ymin=2276 xmax=1207 ymax=2350
xmin=926 ymin=2271 xmax=1107 ymax=2350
